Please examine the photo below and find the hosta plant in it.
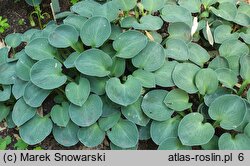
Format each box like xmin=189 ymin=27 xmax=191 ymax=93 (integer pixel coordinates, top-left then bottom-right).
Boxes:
xmin=0 ymin=0 xmax=250 ymax=150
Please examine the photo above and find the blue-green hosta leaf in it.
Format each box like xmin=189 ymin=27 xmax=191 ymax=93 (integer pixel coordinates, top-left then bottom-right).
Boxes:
xmin=5 ymin=33 xmax=22 ymax=48
xmin=0 ymin=104 xmax=10 ymax=122
xmin=164 ymin=89 xmax=192 ymax=112
xmin=154 ymin=61 xmax=177 ymax=87
xmin=208 ymin=94 xmax=247 ymax=130
xmin=109 ymin=25 xmax=123 ymax=40
xmin=139 ymin=121 xmax=151 ymax=140
xmin=202 ymin=0 xmax=217 ymax=7
xmin=248 ymin=89 xmax=250 ymax=102
xmin=219 ymin=39 xmax=249 ymax=58
xmin=15 ymin=53 xmax=35 ymax=81
xmin=80 ymin=17 xmax=111 ymax=47
xmin=20 ymin=115 xmax=53 ymax=145
xmin=75 ymin=49 xmax=112 ymax=77
xmin=188 ymin=42 xmax=210 ymax=67
xmin=195 ymin=68 xmax=219 ymax=95
xmin=23 ymin=82 xmax=51 ymax=108
xmin=25 ymin=38 xmax=57 ymax=61
xmin=132 ymin=69 xmax=156 ymax=88
xmin=63 ymin=15 xmax=88 ymax=31
xmin=0 ymin=85 xmax=11 ymax=102
xmin=121 ymin=97 xmax=150 ymax=126
xmin=98 ymin=111 xmax=121 ymax=131
xmin=142 ymin=90 xmax=174 ymax=121
xmin=165 ymin=39 xmax=189 ymax=61
xmin=69 ymin=94 xmax=103 ymax=127
xmin=110 ymin=142 xmax=138 ymax=150
xmin=234 ymin=3 xmax=250 ymax=26
xmin=65 ymin=77 xmax=90 ymax=107
xmin=148 ymin=31 xmax=162 ymax=43
xmin=240 ymin=28 xmax=250 ymax=44
xmin=141 ymin=0 xmax=165 ymax=12
xmin=0 ymin=47 xmax=8 ymax=65
xmin=168 ymin=22 xmax=191 ymax=42
xmin=204 ymin=87 xmax=232 ymax=106
xmin=0 ymin=61 xmax=16 ymax=85
xmin=225 ymin=56 xmax=240 ymax=75
xmin=70 ymin=0 xmax=101 ymax=17
xmin=6 ymin=112 xmax=15 ymax=128
xmin=172 ymin=63 xmax=200 ymax=94
xmin=93 ymin=1 xmax=120 ymax=22
xmin=109 ymin=57 xmax=125 ymax=77
xmin=107 ymin=119 xmax=139 ymax=148
xmin=132 ymin=41 xmax=165 ymax=71
xmin=30 ymin=59 xmax=67 ymax=90
xmin=151 ymin=117 xmax=180 ymax=145
xmin=218 ymin=133 xmax=250 ymax=150
xmin=240 ymin=56 xmax=250 ymax=82
xmin=161 ymin=5 xmax=192 ymax=27
xmin=120 ymin=16 xmax=137 ymax=28
xmin=25 ymin=0 xmax=42 ymax=6
xmin=105 ymin=76 xmax=142 ymax=106
xmin=215 ymin=68 xmax=238 ymax=88
xmin=132 ymin=15 xmax=163 ymax=31
xmin=208 ymin=56 xmax=229 ymax=70
xmin=158 ymin=137 xmax=192 ymax=150
xmin=113 ymin=0 xmax=137 ymax=11
xmin=87 ymin=76 xmax=108 ymax=96
xmin=78 ymin=123 xmax=105 ymax=148
xmin=51 ymin=102 xmax=70 ymax=127
xmin=12 ymin=78 xmax=28 ymax=100
xmin=63 ymin=52 xmax=80 ymax=69
xmin=101 ymin=95 xmax=120 ymax=117
xmin=113 ymin=30 xmax=148 ymax=59
xmin=12 ymin=98 xmax=36 ymax=127
xmin=48 ymin=24 xmax=79 ymax=48
xmin=214 ymin=25 xmax=239 ymax=44
xmin=210 ymin=2 xmax=237 ymax=21
xmin=178 ymin=113 xmax=215 ymax=146
xmin=178 ymin=0 xmax=201 ymax=13
xmin=201 ymin=135 xmax=219 ymax=150
xmin=53 ymin=121 xmax=79 ymax=147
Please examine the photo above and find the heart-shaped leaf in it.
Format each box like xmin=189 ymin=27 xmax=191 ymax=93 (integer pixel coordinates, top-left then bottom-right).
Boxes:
xmin=30 ymin=59 xmax=67 ymax=90
xmin=164 ymin=89 xmax=192 ymax=111
xmin=107 ymin=119 xmax=139 ymax=148
xmin=121 ymin=97 xmax=150 ymax=126
xmin=80 ymin=17 xmax=111 ymax=47
xmin=53 ymin=121 xmax=79 ymax=147
xmin=113 ymin=0 xmax=137 ymax=11
xmin=132 ymin=69 xmax=156 ymax=88
xmin=208 ymin=56 xmax=229 ymax=70
xmin=5 ymin=33 xmax=22 ymax=48
xmin=165 ymin=38 xmax=189 ymax=61
xmin=151 ymin=117 xmax=180 ymax=145
xmin=141 ymin=0 xmax=165 ymax=12
xmin=215 ymin=68 xmax=238 ymax=88
xmin=161 ymin=5 xmax=192 ymax=27
xmin=98 ymin=111 xmax=121 ymax=131
xmin=70 ymin=0 xmax=101 ymax=17
xmin=158 ymin=137 xmax=192 ymax=150
xmin=63 ymin=15 xmax=88 ymax=31
xmin=178 ymin=0 xmax=201 ymax=13
xmin=172 ymin=62 xmax=200 ymax=94
xmin=132 ymin=41 xmax=165 ymax=71
xmin=93 ymin=1 xmax=120 ymax=22
xmin=208 ymin=94 xmax=247 ymax=130
xmin=214 ymin=25 xmax=239 ymax=44
xmin=25 ymin=38 xmax=57 ymax=60
xmin=195 ymin=68 xmax=219 ymax=95
xmin=154 ymin=61 xmax=177 ymax=87
xmin=113 ymin=30 xmax=148 ymax=59
xmin=12 ymin=98 xmax=36 ymax=127
xmin=105 ymin=75 xmax=142 ymax=106
xmin=219 ymin=39 xmax=249 ymax=58
xmin=218 ymin=133 xmax=250 ymax=150
xmin=48 ymin=24 xmax=79 ymax=48
xmin=23 ymin=82 xmax=51 ymax=107
xmin=178 ymin=113 xmax=215 ymax=146
xmin=132 ymin=15 xmax=163 ymax=31
xmin=0 ymin=85 xmax=11 ymax=102
xmin=78 ymin=123 xmax=105 ymax=148
xmin=20 ymin=115 xmax=53 ymax=145
xmin=69 ymin=94 xmax=103 ymax=127
xmin=75 ymin=49 xmax=112 ymax=77
xmin=51 ymin=102 xmax=70 ymax=127
xmin=240 ymin=55 xmax=250 ymax=82
xmin=168 ymin=22 xmax=191 ymax=42
xmin=188 ymin=42 xmax=210 ymax=67
xmin=210 ymin=2 xmax=237 ymax=21
xmin=87 ymin=76 xmax=108 ymax=95
xmin=65 ymin=77 xmax=90 ymax=106
xmin=142 ymin=90 xmax=174 ymax=121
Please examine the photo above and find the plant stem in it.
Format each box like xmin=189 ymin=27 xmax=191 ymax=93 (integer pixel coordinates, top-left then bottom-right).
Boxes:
xmin=71 ymin=41 xmax=84 ymax=53
xmin=212 ymin=121 xmax=220 ymax=128
xmin=67 ymin=76 xmax=74 ymax=82
xmin=237 ymin=80 xmax=249 ymax=96
xmin=177 ymin=111 xmax=185 ymax=117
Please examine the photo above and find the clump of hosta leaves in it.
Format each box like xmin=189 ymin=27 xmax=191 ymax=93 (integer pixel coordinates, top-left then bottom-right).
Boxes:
xmin=0 ymin=0 xmax=250 ymax=150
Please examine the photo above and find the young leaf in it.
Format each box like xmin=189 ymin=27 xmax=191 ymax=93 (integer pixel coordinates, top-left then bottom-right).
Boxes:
xmin=51 ymin=102 xmax=70 ymax=127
